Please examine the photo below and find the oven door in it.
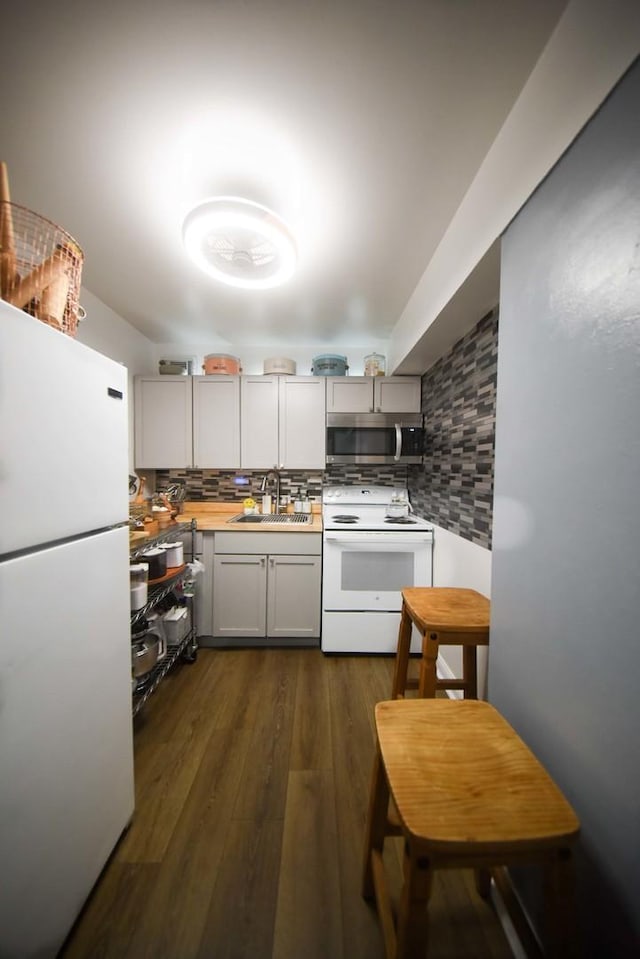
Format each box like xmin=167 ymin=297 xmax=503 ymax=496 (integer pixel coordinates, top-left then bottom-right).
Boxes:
xmin=322 ymin=531 xmax=433 ymax=611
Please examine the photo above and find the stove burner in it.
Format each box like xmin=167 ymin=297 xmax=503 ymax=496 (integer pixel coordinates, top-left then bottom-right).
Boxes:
xmin=333 ymin=514 xmax=359 ymax=524
xmin=384 ymin=516 xmax=417 ymax=525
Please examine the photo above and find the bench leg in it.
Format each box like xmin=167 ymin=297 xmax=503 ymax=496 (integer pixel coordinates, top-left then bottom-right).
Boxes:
xmin=362 ymin=748 xmax=389 ymax=899
xmin=543 ymin=848 xmax=579 ymax=959
xmin=462 ymin=646 xmax=479 ymax=700
xmin=475 ymin=867 xmax=492 ymax=899
xmin=418 ymin=631 xmax=439 ymax=698
xmin=396 ymin=843 xmax=433 ymax=959
xmin=392 ymin=602 xmax=413 ymax=699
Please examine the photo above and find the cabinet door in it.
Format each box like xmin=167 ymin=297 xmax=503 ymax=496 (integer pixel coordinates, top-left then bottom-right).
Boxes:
xmin=212 ymin=554 xmax=267 ymax=638
xmin=134 ymin=376 xmax=192 ymax=468
xmin=267 ymin=555 xmax=321 ymax=639
xmin=325 ymin=376 xmax=374 ymax=413
xmin=278 ymin=377 xmax=326 ymax=469
xmin=374 ymin=376 xmax=422 ymax=413
xmin=193 ymin=375 xmax=240 ymax=468
xmin=240 ymin=376 xmax=279 ymax=468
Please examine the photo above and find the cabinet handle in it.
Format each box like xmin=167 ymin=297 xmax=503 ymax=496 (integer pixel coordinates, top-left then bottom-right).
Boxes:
xmin=269 ymin=557 xmax=275 ymax=567
xmin=260 ymin=557 xmax=266 ymax=567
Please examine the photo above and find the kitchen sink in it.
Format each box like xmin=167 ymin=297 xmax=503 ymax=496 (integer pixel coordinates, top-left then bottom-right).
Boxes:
xmin=227 ymin=513 xmax=313 ymax=525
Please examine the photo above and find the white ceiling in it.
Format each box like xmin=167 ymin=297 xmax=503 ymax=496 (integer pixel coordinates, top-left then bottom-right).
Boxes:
xmin=1 ymin=0 xmax=567 ymax=355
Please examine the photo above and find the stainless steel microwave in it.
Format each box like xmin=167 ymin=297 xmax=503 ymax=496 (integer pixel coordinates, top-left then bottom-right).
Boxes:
xmin=326 ymin=413 xmax=424 ymax=464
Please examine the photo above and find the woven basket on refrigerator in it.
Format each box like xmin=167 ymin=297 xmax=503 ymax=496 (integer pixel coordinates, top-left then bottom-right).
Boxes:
xmin=0 ymin=202 xmax=84 ymax=336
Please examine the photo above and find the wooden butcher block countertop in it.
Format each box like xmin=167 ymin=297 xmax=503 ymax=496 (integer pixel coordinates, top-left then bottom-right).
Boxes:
xmin=180 ymin=501 xmax=323 ymax=533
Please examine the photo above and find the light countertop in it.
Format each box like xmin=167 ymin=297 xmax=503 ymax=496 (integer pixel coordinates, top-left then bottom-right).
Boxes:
xmin=177 ymin=501 xmax=323 ymax=533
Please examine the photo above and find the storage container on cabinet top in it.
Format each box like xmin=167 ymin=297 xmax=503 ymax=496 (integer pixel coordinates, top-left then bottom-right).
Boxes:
xmin=311 ymin=354 xmax=349 ymax=376
xmin=364 ymin=353 xmax=385 ymax=376
xmin=263 ymin=357 xmax=296 ymax=374
xmin=203 ymin=354 xmax=241 ymax=374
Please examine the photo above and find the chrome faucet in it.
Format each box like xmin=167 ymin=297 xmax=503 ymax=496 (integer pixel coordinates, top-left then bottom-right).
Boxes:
xmin=260 ymin=469 xmax=281 ymax=509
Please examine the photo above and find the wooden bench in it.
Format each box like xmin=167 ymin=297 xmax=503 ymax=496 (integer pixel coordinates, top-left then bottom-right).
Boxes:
xmin=362 ymin=699 xmax=580 ymax=958
xmin=392 ymin=587 xmax=490 ymax=700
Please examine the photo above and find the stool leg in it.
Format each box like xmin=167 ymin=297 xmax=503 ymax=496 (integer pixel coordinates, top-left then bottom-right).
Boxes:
xmin=474 ymin=867 xmax=492 ymax=899
xmin=392 ymin=602 xmax=413 ymax=699
xmin=543 ymin=848 xmax=578 ymax=959
xmin=462 ymin=646 xmax=478 ymax=699
xmin=362 ymin=747 xmax=390 ymax=900
xmin=396 ymin=843 xmax=432 ymax=959
xmin=418 ymin=631 xmax=439 ymax=698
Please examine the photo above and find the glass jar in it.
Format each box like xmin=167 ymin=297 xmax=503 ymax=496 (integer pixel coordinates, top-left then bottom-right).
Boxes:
xmin=364 ymin=352 xmax=386 ymax=376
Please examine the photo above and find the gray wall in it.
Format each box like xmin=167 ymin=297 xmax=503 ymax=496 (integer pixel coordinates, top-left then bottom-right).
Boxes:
xmin=491 ymin=59 xmax=640 ymax=956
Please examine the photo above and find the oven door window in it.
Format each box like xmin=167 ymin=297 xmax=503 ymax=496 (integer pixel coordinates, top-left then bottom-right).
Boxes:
xmin=323 ymin=535 xmax=432 ymax=611
xmin=341 ymin=550 xmax=414 ymax=592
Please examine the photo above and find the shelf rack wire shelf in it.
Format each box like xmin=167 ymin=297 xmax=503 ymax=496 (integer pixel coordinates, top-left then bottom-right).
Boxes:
xmin=131 ymin=518 xmax=198 ymax=716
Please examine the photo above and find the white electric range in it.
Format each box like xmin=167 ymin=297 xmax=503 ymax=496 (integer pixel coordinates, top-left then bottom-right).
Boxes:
xmin=321 ymin=486 xmax=433 ymax=653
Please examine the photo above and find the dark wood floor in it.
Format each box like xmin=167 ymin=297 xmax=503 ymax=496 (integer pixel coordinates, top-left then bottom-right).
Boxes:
xmin=60 ymin=649 xmax=515 ymax=959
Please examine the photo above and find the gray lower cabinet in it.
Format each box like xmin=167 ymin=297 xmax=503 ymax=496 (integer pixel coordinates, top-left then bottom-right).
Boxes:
xmin=211 ymin=532 xmax=321 ymax=645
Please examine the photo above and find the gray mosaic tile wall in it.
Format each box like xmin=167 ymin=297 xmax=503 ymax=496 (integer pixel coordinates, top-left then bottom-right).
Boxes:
xmin=155 ymin=469 xmax=324 ymax=504
xmin=156 ymin=464 xmax=410 ymax=504
xmin=408 ymin=309 xmax=498 ymax=550
xmin=324 ymin=464 xmax=408 ymax=488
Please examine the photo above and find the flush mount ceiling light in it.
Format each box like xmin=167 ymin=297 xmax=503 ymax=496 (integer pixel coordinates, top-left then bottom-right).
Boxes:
xmin=182 ymin=196 xmax=297 ymax=290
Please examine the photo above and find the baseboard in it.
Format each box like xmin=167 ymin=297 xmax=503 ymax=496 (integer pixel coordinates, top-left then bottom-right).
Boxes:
xmin=490 ymin=868 xmax=544 ymax=959
xmin=198 ymin=636 xmax=319 ymax=648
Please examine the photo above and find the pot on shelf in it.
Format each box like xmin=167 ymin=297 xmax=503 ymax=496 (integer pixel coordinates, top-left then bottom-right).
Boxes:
xmin=141 ymin=547 xmax=167 ymax=579
xmin=131 ymin=627 xmax=163 ymax=681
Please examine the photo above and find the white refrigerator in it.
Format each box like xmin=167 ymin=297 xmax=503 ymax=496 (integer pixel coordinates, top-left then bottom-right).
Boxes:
xmin=0 ymin=302 xmax=135 ymax=958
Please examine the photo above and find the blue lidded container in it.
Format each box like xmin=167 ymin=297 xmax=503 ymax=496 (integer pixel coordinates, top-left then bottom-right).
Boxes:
xmin=311 ymin=354 xmax=349 ymax=376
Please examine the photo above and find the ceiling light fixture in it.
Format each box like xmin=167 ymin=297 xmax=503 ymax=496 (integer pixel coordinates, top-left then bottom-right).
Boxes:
xmin=182 ymin=196 xmax=297 ymax=290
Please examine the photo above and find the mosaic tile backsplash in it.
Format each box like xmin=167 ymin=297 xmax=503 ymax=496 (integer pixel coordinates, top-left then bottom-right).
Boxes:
xmin=408 ymin=309 xmax=498 ymax=550
xmin=155 ymin=464 xmax=409 ymax=505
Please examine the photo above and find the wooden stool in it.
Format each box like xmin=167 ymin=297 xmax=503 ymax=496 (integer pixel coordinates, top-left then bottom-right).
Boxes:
xmin=362 ymin=699 xmax=580 ymax=959
xmin=392 ymin=587 xmax=490 ymax=700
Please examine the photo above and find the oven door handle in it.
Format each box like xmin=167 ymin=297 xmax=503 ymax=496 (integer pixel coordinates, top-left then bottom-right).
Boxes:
xmin=324 ymin=532 xmax=433 ymax=544
xmin=394 ymin=423 xmax=402 ymax=461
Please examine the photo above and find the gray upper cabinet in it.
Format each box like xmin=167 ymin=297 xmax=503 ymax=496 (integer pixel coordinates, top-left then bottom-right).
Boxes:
xmin=134 ymin=373 xmax=326 ymax=469
xmin=134 ymin=375 xmax=193 ymax=468
xmin=241 ymin=375 xmax=325 ymax=469
xmin=278 ymin=376 xmax=326 ymax=469
xmin=240 ymin=376 xmax=280 ymax=468
xmin=325 ymin=375 xmax=422 ymax=413
xmin=193 ymin=375 xmax=240 ymax=468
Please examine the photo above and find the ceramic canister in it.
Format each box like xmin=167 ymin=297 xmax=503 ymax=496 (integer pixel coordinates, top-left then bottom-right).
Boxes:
xmin=160 ymin=541 xmax=184 ymax=567
xmin=203 ymin=354 xmax=241 ymax=375
xmin=311 ymin=353 xmax=349 ymax=376
xmin=130 ymin=563 xmax=149 ymax=610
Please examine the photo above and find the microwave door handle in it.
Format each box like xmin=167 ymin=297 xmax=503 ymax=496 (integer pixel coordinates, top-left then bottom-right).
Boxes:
xmin=394 ymin=423 xmax=402 ymax=461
